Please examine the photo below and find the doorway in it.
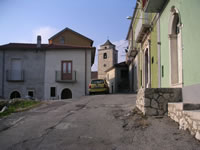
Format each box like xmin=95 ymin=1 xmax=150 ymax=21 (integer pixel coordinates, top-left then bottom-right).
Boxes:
xmin=61 ymin=61 xmax=72 ymax=80
xmin=145 ymin=49 xmax=149 ymax=88
xmin=10 ymin=91 xmax=21 ymax=99
xmin=61 ymin=88 xmax=72 ymax=99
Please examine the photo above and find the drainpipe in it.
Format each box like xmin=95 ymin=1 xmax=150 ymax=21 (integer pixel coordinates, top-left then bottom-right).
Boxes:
xmin=157 ymin=14 xmax=161 ymax=88
xmin=148 ymin=40 xmax=151 ymax=88
xmin=2 ymin=49 xmax=5 ymax=98
xmin=85 ymin=49 xmax=87 ymax=95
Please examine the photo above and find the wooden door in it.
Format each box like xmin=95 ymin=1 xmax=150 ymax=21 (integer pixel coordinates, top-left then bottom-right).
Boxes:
xmin=61 ymin=61 xmax=72 ymax=80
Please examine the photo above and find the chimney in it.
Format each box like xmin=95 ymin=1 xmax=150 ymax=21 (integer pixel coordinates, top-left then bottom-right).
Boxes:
xmin=37 ymin=35 xmax=42 ymax=48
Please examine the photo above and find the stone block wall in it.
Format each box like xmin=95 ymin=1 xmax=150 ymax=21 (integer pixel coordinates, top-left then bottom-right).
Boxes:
xmin=136 ymin=88 xmax=182 ymax=116
xmin=168 ymin=104 xmax=200 ymax=141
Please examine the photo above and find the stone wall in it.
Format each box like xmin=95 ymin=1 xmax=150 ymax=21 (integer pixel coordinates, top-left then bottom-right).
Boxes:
xmin=168 ymin=103 xmax=200 ymax=141
xmin=136 ymin=88 xmax=182 ymax=116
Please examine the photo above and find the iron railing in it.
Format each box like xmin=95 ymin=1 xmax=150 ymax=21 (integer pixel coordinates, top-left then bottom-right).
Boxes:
xmin=55 ymin=71 xmax=76 ymax=83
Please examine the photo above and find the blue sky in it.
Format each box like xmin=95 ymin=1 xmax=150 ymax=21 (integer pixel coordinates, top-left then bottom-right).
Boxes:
xmin=0 ymin=0 xmax=136 ymax=70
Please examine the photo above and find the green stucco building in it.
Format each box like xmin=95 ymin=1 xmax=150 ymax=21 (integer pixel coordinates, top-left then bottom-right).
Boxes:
xmin=127 ymin=0 xmax=200 ymax=103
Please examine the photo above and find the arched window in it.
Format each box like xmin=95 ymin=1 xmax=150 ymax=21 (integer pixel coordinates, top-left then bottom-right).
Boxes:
xmin=103 ymin=53 xmax=107 ymax=59
xmin=61 ymin=88 xmax=72 ymax=99
xmin=168 ymin=6 xmax=183 ymax=87
xmin=10 ymin=91 xmax=21 ymax=99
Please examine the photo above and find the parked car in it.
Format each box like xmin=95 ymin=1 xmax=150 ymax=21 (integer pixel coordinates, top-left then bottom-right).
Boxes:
xmin=89 ymin=79 xmax=109 ymax=95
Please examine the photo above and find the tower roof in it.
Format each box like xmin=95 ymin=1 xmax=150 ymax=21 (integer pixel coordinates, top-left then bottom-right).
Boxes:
xmin=101 ymin=40 xmax=115 ymax=46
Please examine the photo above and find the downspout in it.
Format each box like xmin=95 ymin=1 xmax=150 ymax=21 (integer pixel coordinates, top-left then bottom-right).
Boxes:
xmin=157 ymin=14 xmax=161 ymax=88
xmin=148 ymin=40 xmax=151 ymax=88
xmin=2 ymin=49 xmax=5 ymax=98
xmin=85 ymin=49 xmax=87 ymax=95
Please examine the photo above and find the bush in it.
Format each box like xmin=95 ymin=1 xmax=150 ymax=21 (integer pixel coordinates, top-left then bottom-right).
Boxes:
xmin=0 ymin=99 xmax=40 ymax=118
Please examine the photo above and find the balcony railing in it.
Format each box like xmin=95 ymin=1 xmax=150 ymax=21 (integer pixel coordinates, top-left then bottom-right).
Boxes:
xmin=6 ymin=70 xmax=24 ymax=82
xmin=135 ymin=13 xmax=151 ymax=43
xmin=55 ymin=71 xmax=76 ymax=83
xmin=143 ymin=0 xmax=168 ymax=13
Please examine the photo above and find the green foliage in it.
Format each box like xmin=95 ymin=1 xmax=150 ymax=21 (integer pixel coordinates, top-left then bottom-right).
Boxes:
xmin=0 ymin=100 xmax=40 ymax=118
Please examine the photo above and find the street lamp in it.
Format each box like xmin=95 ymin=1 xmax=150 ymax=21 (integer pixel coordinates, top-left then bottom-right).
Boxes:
xmin=126 ymin=16 xmax=132 ymax=20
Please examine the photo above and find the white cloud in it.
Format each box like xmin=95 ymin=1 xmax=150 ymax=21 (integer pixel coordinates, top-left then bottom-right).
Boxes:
xmin=32 ymin=26 xmax=58 ymax=43
xmin=113 ymin=40 xmax=128 ymax=63
xmin=91 ymin=39 xmax=128 ymax=71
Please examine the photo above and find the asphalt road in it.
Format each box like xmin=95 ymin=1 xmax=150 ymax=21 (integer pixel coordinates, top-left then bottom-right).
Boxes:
xmin=0 ymin=94 xmax=199 ymax=150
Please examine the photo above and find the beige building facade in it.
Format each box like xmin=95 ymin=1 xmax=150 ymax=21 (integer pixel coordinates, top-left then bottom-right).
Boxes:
xmin=105 ymin=62 xmax=129 ymax=93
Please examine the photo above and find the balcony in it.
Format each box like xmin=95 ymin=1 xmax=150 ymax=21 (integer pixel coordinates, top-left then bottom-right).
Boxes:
xmin=135 ymin=13 xmax=151 ymax=43
xmin=143 ymin=0 xmax=168 ymax=13
xmin=6 ymin=70 xmax=24 ymax=82
xmin=55 ymin=71 xmax=76 ymax=83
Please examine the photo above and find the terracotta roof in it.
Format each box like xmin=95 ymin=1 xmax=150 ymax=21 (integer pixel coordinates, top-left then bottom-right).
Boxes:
xmin=48 ymin=27 xmax=93 ymax=45
xmin=101 ymin=40 xmax=115 ymax=46
xmin=0 ymin=43 xmax=95 ymax=50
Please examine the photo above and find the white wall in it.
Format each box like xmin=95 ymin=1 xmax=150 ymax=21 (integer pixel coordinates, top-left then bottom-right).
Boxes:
xmin=106 ymin=68 xmax=116 ymax=93
xmin=44 ymin=49 xmax=91 ymax=100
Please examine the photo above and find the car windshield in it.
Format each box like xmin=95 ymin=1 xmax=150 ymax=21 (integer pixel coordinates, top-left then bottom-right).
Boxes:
xmin=91 ymin=80 xmax=104 ymax=84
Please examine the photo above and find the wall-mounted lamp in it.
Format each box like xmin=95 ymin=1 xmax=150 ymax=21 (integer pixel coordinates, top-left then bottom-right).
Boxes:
xmin=126 ymin=16 xmax=132 ymax=20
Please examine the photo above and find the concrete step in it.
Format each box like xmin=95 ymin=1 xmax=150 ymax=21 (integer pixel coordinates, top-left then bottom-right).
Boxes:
xmin=183 ymin=110 xmax=200 ymax=121
xmin=168 ymin=102 xmax=183 ymax=111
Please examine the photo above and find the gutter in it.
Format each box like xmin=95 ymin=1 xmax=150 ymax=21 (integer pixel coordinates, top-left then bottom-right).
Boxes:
xmin=157 ymin=14 xmax=161 ymax=88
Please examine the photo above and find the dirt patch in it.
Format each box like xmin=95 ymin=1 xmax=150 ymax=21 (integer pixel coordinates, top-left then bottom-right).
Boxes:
xmin=112 ymin=107 xmax=151 ymax=131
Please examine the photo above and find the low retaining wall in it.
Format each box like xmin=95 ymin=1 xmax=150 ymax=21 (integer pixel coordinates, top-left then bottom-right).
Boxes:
xmin=136 ymin=88 xmax=182 ymax=116
xmin=168 ymin=103 xmax=200 ymax=141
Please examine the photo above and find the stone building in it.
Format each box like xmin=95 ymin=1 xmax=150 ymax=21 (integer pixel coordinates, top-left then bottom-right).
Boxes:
xmin=0 ymin=27 xmax=96 ymax=100
xmin=98 ymin=40 xmax=118 ymax=79
xmin=105 ymin=62 xmax=129 ymax=93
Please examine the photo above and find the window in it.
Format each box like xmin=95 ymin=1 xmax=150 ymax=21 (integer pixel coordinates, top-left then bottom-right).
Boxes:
xmin=60 ymin=37 xmax=65 ymax=44
xmin=27 ymin=90 xmax=34 ymax=98
xmin=68 ymin=63 xmax=71 ymax=73
xmin=11 ymin=58 xmax=22 ymax=80
xmin=50 ymin=87 xmax=56 ymax=97
xmin=103 ymin=53 xmax=107 ymax=59
xmin=152 ymin=57 xmax=154 ymax=64
xmin=61 ymin=61 xmax=72 ymax=80
xmin=63 ymin=63 xmax=67 ymax=73
xmin=162 ymin=65 xmax=164 ymax=77
xmin=104 ymin=64 xmax=106 ymax=67
xmin=91 ymin=79 xmax=104 ymax=84
xmin=28 ymin=91 xmax=34 ymax=97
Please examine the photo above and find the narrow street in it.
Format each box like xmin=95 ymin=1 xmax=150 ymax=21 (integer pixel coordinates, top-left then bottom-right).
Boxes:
xmin=0 ymin=94 xmax=199 ymax=150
